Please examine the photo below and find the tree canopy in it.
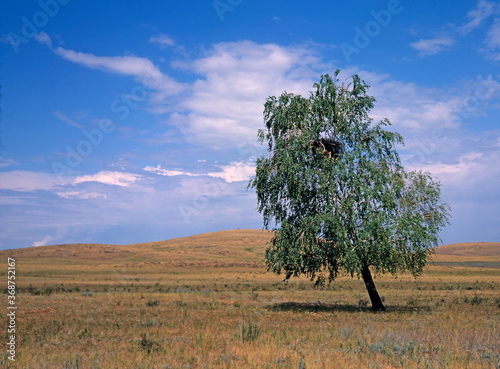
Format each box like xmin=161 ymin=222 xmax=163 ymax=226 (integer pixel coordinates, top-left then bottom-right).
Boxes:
xmin=249 ymin=71 xmax=451 ymax=311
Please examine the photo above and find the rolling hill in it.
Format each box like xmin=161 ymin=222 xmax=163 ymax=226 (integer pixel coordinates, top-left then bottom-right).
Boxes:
xmin=434 ymin=242 xmax=500 ymax=256
xmin=2 ymin=229 xmax=499 ymax=268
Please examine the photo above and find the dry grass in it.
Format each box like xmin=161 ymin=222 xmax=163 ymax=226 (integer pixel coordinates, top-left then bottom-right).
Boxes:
xmin=0 ymin=230 xmax=499 ymax=368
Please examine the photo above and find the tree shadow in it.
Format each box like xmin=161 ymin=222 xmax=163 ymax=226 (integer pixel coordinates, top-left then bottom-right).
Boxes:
xmin=265 ymin=301 xmax=431 ymax=314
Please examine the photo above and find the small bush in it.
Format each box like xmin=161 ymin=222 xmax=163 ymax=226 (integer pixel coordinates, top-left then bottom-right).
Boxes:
xmin=141 ymin=319 xmax=159 ymax=328
xmin=470 ymin=294 xmax=486 ymax=305
xmin=298 ymin=358 xmax=307 ymax=369
xmin=76 ymin=328 xmax=91 ymax=339
xmin=140 ymin=333 xmax=159 ymax=354
xmin=358 ymin=299 xmax=369 ymax=307
xmin=236 ymin=319 xmax=261 ymax=342
xmin=146 ymin=300 xmax=159 ymax=307
xmin=406 ymin=297 xmax=418 ymax=306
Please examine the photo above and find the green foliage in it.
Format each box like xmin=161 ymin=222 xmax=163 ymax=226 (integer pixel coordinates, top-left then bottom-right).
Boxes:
xmin=76 ymin=328 xmax=91 ymax=339
xmin=146 ymin=299 xmax=160 ymax=307
xmin=236 ymin=319 xmax=261 ymax=342
xmin=249 ymin=71 xmax=451 ymax=286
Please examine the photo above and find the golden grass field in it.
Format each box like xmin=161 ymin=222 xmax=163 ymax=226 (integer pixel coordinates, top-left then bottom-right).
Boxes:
xmin=1 ymin=229 xmax=499 ymax=368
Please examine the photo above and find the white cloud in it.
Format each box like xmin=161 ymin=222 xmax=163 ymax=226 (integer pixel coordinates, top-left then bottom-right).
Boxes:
xmin=207 ymin=161 xmax=255 ymax=183
xmin=144 ymin=164 xmax=202 ymax=177
xmin=458 ymin=0 xmax=497 ymax=35
xmin=149 ymin=34 xmax=176 ymax=47
xmin=166 ymin=41 xmax=326 ymax=147
xmin=36 ymin=32 xmax=184 ymax=97
xmin=410 ymin=36 xmax=455 ymax=56
xmin=35 ymin=35 xmax=327 ymax=148
xmin=417 ymin=148 xmax=500 ymax=199
xmin=34 ymin=31 xmax=52 ymax=47
xmin=73 ymin=171 xmax=141 ymax=187
xmin=485 ymin=18 xmax=500 ymax=60
xmin=56 ymin=191 xmax=108 ymax=200
xmin=33 ymin=235 xmax=54 ymax=247
xmin=144 ymin=161 xmax=255 ymax=183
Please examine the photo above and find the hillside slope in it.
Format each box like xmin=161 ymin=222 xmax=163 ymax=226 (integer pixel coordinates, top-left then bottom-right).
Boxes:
xmin=1 ymin=229 xmax=273 ymax=266
xmin=435 ymin=242 xmax=500 ymax=256
xmin=2 ymin=230 xmax=498 ymax=267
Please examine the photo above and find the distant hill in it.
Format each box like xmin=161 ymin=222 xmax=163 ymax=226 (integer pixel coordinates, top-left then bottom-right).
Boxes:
xmin=435 ymin=242 xmax=500 ymax=256
xmin=2 ymin=229 xmax=273 ymax=266
xmin=3 ymin=230 xmax=498 ymax=269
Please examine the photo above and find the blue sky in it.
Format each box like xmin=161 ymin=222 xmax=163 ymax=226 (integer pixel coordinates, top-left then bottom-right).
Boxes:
xmin=1 ymin=0 xmax=499 ymax=249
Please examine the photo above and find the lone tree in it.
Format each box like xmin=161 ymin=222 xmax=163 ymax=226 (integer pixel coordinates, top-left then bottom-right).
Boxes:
xmin=249 ymin=71 xmax=450 ymax=311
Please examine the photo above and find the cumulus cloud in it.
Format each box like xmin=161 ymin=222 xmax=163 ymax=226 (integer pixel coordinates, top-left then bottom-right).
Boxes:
xmin=35 ymin=35 xmax=327 ymax=148
xmin=165 ymin=41 xmax=326 ymax=146
xmin=21 ymin=35 xmax=500 ymax=246
xmin=410 ymin=36 xmax=455 ymax=56
xmin=207 ymin=161 xmax=255 ymax=183
xmin=73 ymin=171 xmax=141 ymax=187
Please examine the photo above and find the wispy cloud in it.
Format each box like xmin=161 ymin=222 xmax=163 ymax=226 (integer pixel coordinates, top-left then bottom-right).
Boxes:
xmin=33 ymin=235 xmax=54 ymax=247
xmin=35 ymin=32 xmax=184 ymax=97
xmin=144 ymin=161 xmax=255 ymax=183
xmin=410 ymin=36 xmax=455 ymax=56
xmin=34 ymin=31 xmax=53 ymax=47
xmin=149 ymin=34 xmax=176 ymax=47
xmin=55 ymin=191 xmax=108 ymax=200
xmin=485 ymin=18 xmax=500 ymax=60
xmin=0 ymin=170 xmax=68 ymax=191
xmin=54 ymin=111 xmax=84 ymax=129
xmin=458 ymin=0 xmax=497 ymax=35
xmin=0 ymin=158 xmax=18 ymax=168
xmin=73 ymin=171 xmax=142 ymax=187
xmin=144 ymin=165 xmax=202 ymax=177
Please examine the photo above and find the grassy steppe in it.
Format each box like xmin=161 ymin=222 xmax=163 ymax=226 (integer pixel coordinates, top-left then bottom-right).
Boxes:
xmin=1 ymin=230 xmax=499 ymax=368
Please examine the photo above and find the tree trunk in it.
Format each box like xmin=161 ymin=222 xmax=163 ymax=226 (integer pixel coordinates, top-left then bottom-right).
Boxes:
xmin=361 ymin=265 xmax=385 ymax=311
